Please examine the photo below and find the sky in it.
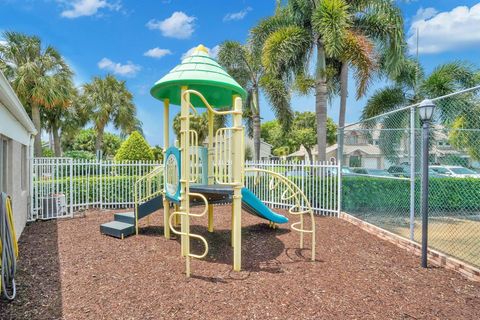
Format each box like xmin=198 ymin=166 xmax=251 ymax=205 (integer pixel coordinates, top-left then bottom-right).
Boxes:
xmin=1 ymin=0 xmax=480 ymax=147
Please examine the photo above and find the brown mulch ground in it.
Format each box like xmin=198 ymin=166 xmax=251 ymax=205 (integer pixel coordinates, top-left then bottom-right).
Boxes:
xmin=1 ymin=207 xmax=480 ymax=320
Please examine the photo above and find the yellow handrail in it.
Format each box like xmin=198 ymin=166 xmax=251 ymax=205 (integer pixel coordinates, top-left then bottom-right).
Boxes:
xmin=134 ymin=165 xmax=164 ymax=235
xmin=182 ymin=89 xmax=241 ymax=116
xmin=245 ymin=168 xmax=316 ymax=261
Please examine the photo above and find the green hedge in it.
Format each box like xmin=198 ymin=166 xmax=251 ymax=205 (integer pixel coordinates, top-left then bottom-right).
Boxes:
xmin=342 ymin=176 xmax=480 ymax=214
xmin=35 ymin=176 xmax=162 ymax=205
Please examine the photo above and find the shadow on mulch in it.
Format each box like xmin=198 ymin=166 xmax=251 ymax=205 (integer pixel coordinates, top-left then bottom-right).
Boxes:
xmin=138 ymin=221 xmax=316 ymax=278
xmin=0 ymin=220 xmax=63 ymax=320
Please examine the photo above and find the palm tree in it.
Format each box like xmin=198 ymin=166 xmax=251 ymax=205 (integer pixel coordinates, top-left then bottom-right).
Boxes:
xmin=43 ymin=88 xmax=87 ymax=156
xmin=217 ymin=41 xmax=293 ymax=161
xmin=361 ymin=60 xmax=479 ymax=162
xmin=0 ymin=31 xmax=74 ymax=156
xmin=81 ymin=75 xmax=139 ymax=156
xmin=331 ymin=0 xmax=405 ymax=129
xmin=252 ymin=0 xmax=403 ymax=160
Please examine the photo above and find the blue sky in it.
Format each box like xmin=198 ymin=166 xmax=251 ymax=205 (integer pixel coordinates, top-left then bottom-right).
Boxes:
xmin=1 ymin=0 xmax=480 ymax=146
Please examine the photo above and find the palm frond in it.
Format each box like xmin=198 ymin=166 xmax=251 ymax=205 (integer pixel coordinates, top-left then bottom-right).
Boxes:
xmin=312 ymin=0 xmax=350 ymax=58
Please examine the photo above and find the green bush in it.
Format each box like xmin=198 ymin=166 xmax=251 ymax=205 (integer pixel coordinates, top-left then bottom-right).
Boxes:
xmin=63 ymin=150 xmax=96 ymax=160
xmin=342 ymin=176 xmax=480 ymax=214
xmin=35 ymin=174 xmax=162 ymax=205
xmin=115 ymin=131 xmax=154 ymax=161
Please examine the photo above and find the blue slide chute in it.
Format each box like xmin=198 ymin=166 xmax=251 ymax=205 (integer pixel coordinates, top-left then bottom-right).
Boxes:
xmin=241 ymin=187 xmax=288 ymax=224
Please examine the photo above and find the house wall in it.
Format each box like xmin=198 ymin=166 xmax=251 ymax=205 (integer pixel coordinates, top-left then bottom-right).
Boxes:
xmin=0 ymin=102 xmax=31 ymax=239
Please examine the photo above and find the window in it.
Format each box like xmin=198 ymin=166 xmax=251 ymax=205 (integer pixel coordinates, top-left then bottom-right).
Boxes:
xmin=21 ymin=145 xmax=27 ymax=191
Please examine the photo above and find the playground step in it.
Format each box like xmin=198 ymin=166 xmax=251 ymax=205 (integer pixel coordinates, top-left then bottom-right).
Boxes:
xmin=114 ymin=212 xmax=135 ymax=225
xmin=100 ymin=221 xmax=135 ymax=239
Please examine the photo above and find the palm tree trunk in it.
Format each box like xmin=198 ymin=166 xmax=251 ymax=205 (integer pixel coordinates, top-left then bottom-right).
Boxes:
xmin=252 ymin=87 xmax=261 ymax=161
xmin=95 ymin=127 xmax=105 ymax=159
xmin=306 ymin=147 xmax=313 ymax=163
xmin=52 ymin=122 xmax=62 ymax=157
xmin=31 ymin=103 xmax=42 ymax=157
xmin=315 ymin=41 xmax=328 ymax=161
xmin=339 ymin=62 xmax=348 ymax=129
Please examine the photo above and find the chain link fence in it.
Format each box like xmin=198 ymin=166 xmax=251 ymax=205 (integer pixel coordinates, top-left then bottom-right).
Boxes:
xmin=339 ymin=86 xmax=480 ymax=268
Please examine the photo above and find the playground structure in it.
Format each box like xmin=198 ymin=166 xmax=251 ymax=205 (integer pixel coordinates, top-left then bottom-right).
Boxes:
xmin=100 ymin=45 xmax=315 ymax=276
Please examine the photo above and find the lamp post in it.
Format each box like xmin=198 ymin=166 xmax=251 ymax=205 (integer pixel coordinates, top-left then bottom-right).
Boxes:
xmin=418 ymin=99 xmax=436 ymax=268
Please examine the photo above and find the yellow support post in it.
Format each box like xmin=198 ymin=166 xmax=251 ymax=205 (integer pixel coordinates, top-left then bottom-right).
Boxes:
xmin=163 ymin=99 xmax=171 ymax=239
xmin=232 ymin=95 xmax=243 ymax=271
xmin=180 ymin=86 xmax=191 ymax=276
xmin=207 ymin=109 xmax=214 ymax=232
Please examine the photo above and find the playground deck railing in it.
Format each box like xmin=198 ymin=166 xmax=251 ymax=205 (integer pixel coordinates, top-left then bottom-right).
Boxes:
xmin=30 ymin=159 xmax=340 ymax=221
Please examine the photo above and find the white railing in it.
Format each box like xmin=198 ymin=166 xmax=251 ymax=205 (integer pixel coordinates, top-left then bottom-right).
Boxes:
xmin=245 ymin=160 xmax=340 ymax=217
xmin=31 ymin=158 xmax=161 ymax=221
xmin=31 ymin=158 xmax=340 ymax=220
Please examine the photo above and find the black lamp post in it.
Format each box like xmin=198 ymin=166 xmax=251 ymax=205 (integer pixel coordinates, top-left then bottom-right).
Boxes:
xmin=418 ymin=99 xmax=436 ymax=268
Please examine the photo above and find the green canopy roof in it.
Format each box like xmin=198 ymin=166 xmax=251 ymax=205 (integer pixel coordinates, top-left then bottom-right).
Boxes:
xmin=150 ymin=45 xmax=247 ymax=108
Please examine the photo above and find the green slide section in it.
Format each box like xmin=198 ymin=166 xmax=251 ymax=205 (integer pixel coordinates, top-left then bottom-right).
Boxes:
xmin=241 ymin=187 xmax=288 ymax=224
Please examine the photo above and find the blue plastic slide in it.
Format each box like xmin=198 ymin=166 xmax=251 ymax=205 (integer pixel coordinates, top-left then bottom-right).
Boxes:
xmin=241 ymin=187 xmax=288 ymax=224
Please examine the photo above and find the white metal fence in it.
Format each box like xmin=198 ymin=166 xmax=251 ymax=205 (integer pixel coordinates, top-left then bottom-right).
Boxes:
xmin=245 ymin=160 xmax=340 ymax=216
xmin=31 ymin=158 xmax=160 ymax=220
xmin=30 ymin=158 xmax=340 ymax=221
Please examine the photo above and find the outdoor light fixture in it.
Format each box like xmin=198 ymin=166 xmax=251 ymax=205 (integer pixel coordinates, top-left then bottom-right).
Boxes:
xmin=418 ymin=99 xmax=436 ymax=268
xmin=418 ymin=99 xmax=436 ymax=122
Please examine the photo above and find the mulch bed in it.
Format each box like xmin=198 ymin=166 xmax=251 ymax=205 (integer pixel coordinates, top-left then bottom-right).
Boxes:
xmin=1 ymin=206 xmax=480 ymax=319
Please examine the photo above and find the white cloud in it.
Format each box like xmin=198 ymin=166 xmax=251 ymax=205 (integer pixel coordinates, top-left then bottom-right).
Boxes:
xmin=97 ymin=58 xmax=141 ymax=76
xmin=144 ymin=47 xmax=172 ymax=58
xmin=223 ymin=7 xmax=252 ymax=22
xmin=181 ymin=45 xmax=220 ymax=60
xmin=59 ymin=0 xmax=121 ymax=18
xmin=412 ymin=7 xmax=438 ymax=23
xmin=407 ymin=3 xmax=480 ymax=54
xmin=146 ymin=11 xmax=196 ymax=39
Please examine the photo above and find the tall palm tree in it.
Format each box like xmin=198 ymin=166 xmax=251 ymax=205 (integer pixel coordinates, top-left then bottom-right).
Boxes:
xmin=217 ymin=41 xmax=293 ymax=161
xmin=330 ymin=0 xmax=405 ymax=129
xmin=81 ymin=75 xmax=139 ymax=156
xmin=0 ymin=31 xmax=74 ymax=156
xmin=252 ymin=0 xmax=403 ymax=160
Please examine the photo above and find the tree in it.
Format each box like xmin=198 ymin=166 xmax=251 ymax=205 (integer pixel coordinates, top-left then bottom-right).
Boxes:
xmin=261 ymin=120 xmax=285 ymax=150
xmin=115 ymin=131 xmax=154 ymax=161
xmin=361 ymin=60 xmax=479 ymax=162
xmin=252 ymin=0 xmax=403 ymax=160
xmin=172 ymin=112 xmax=224 ymax=144
xmin=330 ymin=0 xmax=404 ymax=130
xmin=217 ymin=41 xmax=292 ymax=161
xmin=261 ymin=112 xmax=337 ymax=162
xmin=81 ymin=75 xmax=140 ymax=156
xmin=151 ymin=145 xmax=164 ymax=162
xmin=0 ymin=31 xmax=75 ymax=156
xmin=43 ymin=84 xmax=83 ymax=156
xmin=64 ymin=129 xmax=123 ymax=158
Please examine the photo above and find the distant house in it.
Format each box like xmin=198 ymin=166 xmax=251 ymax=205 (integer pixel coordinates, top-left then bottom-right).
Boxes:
xmin=0 ymin=70 xmax=37 ymax=238
xmin=287 ymin=123 xmax=471 ymax=169
xmin=244 ymin=135 xmax=273 ymax=160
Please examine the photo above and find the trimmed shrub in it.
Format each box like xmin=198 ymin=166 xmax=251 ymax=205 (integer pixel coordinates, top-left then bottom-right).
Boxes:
xmin=115 ymin=131 xmax=154 ymax=161
xmin=342 ymin=176 xmax=480 ymax=214
xmin=63 ymin=150 xmax=96 ymax=160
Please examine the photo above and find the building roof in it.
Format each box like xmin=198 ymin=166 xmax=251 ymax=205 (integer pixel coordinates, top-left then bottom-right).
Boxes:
xmin=0 ymin=70 xmax=36 ymax=135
